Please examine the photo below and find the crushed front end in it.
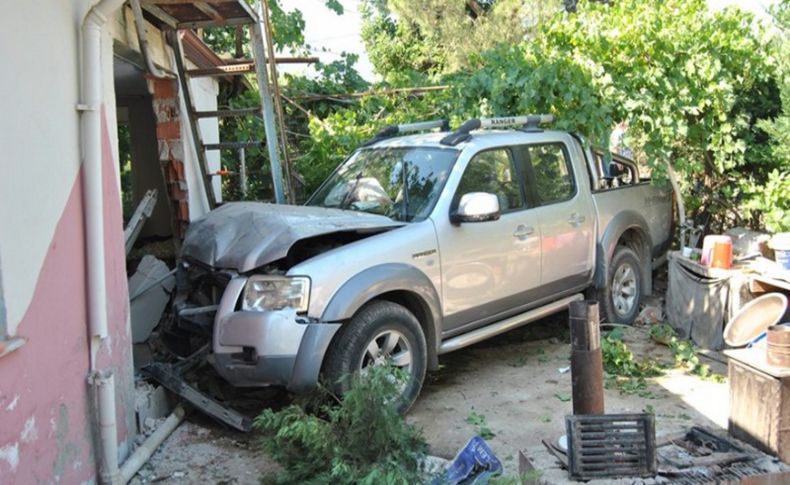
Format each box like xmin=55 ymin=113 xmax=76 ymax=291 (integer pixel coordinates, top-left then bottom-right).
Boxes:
xmin=173 ymin=261 xmax=340 ymax=393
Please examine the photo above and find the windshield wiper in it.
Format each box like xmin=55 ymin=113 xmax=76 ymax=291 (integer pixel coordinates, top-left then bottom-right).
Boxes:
xmin=339 ymin=171 xmax=363 ymax=210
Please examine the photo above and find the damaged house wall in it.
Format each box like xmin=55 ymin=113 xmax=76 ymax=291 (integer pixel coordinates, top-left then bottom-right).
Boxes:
xmin=114 ymin=5 xmax=222 ymax=228
xmin=0 ymin=0 xmax=136 ymax=481
xmin=0 ymin=1 xmax=225 ymax=481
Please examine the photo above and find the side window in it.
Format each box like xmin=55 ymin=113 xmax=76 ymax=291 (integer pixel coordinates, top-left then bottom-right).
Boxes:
xmin=527 ymin=143 xmax=575 ymax=204
xmin=456 ymin=148 xmax=524 ymax=212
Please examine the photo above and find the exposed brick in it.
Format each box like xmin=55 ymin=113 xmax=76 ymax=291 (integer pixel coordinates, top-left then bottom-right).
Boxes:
xmin=146 ymin=76 xmax=178 ymax=98
xmin=171 ymin=160 xmax=185 ymax=180
xmin=168 ymin=141 xmax=184 ymax=160
xmin=171 ymin=184 xmax=187 ymax=201
xmin=156 ymin=121 xmax=181 ymax=140
xmin=177 ymin=200 xmax=189 ymax=221
xmin=152 ymin=99 xmax=179 ymax=123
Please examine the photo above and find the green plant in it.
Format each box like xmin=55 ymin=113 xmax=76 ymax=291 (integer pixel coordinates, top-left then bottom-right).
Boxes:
xmin=254 ymin=365 xmax=428 ymax=484
xmin=466 ymin=410 xmax=496 ymax=440
xmin=601 ymin=329 xmax=664 ymax=395
xmin=555 ymin=392 xmax=571 ymax=402
xmin=647 ymin=324 xmax=727 ymax=382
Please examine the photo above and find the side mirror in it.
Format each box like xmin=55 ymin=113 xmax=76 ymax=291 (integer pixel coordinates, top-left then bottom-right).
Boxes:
xmin=451 ymin=192 xmax=501 ymax=223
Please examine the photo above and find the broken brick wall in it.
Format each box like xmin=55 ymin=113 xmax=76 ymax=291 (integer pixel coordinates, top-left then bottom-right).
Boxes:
xmin=148 ymin=76 xmax=190 ymax=239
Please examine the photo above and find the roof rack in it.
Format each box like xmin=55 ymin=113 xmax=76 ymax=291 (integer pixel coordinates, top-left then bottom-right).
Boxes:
xmin=362 ymin=119 xmax=450 ymax=146
xmin=439 ymin=114 xmax=555 ymax=146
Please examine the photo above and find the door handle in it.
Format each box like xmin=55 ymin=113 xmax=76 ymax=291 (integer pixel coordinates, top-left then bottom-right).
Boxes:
xmin=568 ymin=213 xmax=586 ymax=227
xmin=513 ymin=225 xmax=534 ymax=238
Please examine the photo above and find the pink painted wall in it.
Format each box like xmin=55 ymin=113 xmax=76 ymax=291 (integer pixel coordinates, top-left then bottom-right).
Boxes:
xmin=0 ymin=112 xmax=135 ymax=482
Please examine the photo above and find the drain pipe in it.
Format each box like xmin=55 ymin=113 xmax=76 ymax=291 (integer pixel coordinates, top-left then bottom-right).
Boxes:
xmin=81 ymin=0 xmax=127 ymax=483
xmin=120 ymin=406 xmax=185 ymax=483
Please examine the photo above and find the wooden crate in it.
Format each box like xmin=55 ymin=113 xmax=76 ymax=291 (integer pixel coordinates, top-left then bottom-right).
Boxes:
xmin=727 ymin=349 xmax=790 ymax=463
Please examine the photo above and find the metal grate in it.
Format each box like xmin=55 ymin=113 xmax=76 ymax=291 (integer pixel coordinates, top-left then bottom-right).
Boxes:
xmin=566 ymin=413 xmax=657 ymax=480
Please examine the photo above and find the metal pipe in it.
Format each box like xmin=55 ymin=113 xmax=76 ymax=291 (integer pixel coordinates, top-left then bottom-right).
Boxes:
xmin=250 ymin=4 xmax=285 ymax=203
xmin=569 ymin=300 xmax=605 ymax=415
xmin=120 ymin=406 xmax=185 ymax=483
xmin=260 ymin=0 xmax=293 ymax=202
xmin=129 ymin=0 xmax=175 ymax=79
xmin=94 ymin=370 xmax=120 ymax=484
xmin=239 ymin=147 xmax=247 ymax=198
xmin=81 ymin=2 xmax=128 ymax=482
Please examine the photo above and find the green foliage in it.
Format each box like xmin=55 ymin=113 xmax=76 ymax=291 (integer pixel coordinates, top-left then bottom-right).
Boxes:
xmin=361 ymin=0 xmax=562 ymax=80
xmin=201 ymin=0 xmax=347 ymax=55
xmin=752 ymin=0 xmax=790 ymax=232
xmin=466 ymin=410 xmax=496 ymax=439
xmin=647 ymin=324 xmax=726 ymax=382
xmin=447 ymin=0 xmax=780 ymax=231
xmin=255 ymin=365 xmax=428 ymax=485
xmin=218 ymin=0 xmax=785 ymax=234
xmin=602 ymin=328 xmax=663 ymax=395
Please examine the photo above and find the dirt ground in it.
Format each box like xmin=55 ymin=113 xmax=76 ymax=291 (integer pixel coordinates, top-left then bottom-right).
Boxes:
xmin=133 ymin=313 xmax=734 ymax=484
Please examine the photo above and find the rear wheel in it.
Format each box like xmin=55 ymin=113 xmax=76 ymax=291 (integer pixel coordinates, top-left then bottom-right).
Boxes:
xmin=323 ymin=300 xmax=427 ymax=414
xmin=599 ymin=246 xmax=643 ymax=324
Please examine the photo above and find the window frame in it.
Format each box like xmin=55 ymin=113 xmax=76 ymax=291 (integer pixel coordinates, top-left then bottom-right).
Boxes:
xmin=518 ymin=141 xmax=578 ymax=207
xmin=450 ymin=146 xmax=529 ymax=216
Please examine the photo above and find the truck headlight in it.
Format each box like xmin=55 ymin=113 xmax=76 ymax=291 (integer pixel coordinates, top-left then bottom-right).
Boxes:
xmin=242 ymin=276 xmax=310 ymax=313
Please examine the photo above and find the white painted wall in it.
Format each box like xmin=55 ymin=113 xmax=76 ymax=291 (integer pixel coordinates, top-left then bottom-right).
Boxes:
xmin=0 ymin=0 xmax=102 ymax=335
xmin=0 ymin=1 xmax=221 ymax=335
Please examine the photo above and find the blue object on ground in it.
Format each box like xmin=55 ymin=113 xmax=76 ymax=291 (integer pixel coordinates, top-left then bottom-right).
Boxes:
xmin=431 ymin=436 xmax=503 ymax=485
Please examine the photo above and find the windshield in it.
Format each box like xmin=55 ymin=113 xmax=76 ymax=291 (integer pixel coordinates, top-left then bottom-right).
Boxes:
xmin=307 ymin=147 xmax=458 ymax=222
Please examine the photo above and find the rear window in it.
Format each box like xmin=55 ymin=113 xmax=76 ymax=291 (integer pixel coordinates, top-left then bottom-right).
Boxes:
xmin=527 ymin=143 xmax=575 ymax=204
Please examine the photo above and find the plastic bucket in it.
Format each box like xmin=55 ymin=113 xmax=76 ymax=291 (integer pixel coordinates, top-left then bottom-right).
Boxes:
xmin=701 ymin=235 xmax=733 ymax=269
xmin=773 ymin=233 xmax=790 ymax=270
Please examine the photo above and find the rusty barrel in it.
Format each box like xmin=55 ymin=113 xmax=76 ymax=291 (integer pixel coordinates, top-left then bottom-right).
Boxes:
xmin=569 ymin=300 xmax=605 ymax=415
xmin=767 ymin=325 xmax=790 ymax=368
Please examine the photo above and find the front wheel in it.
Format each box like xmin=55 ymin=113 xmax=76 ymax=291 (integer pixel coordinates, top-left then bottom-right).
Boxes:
xmin=599 ymin=246 xmax=643 ymax=324
xmin=322 ymin=300 xmax=427 ymax=414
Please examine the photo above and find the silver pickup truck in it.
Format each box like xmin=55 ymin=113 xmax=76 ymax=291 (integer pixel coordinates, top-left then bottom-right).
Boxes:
xmin=174 ymin=115 xmax=673 ymax=411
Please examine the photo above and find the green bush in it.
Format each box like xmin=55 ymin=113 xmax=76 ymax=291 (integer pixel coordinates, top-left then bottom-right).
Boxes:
xmin=254 ymin=365 xmax=428 ymax=484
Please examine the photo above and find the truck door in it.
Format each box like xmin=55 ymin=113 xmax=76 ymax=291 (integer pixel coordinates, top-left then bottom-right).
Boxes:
xmin=519 ymin=139 xmax=595 ymax=288
xmin=436 ymin=146 xmax=542 ymax=333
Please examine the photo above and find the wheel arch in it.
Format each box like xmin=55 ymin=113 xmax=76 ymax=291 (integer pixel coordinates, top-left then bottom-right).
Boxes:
xmin=320 ymin=263 xmax=442 ymax=370
xmin=595 ymin=211 xmax=653 ymax=296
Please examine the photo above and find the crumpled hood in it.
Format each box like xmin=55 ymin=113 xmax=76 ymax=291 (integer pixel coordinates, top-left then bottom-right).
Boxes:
xmin=181 ymin=202 xmax=403 ymax=272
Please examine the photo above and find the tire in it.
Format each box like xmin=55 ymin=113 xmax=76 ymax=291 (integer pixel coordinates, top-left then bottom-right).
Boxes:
xmin=323 ymin=300 xmax=427 ymax=414
xmin=599 ymin=246 xmax=643 ymax=324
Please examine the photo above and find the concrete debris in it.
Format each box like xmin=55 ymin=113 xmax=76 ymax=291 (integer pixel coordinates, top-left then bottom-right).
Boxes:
xmin=128 ymin=255 xmax=175 ymax=344
xmin=134 ymin=380 xmax=172 ymax=436
xmin=636 ymin=303 xmax=664 ymax=326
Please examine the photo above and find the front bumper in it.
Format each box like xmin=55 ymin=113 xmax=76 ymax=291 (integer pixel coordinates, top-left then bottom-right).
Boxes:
xmin=212 ymin=276 xmax=341 ymax=392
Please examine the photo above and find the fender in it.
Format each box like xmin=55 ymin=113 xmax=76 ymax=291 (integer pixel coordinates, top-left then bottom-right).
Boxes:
xmin=321 ymin=263 xmax=443 ymax=369
xmin=595 ymin=211 xmax=653 ymax=296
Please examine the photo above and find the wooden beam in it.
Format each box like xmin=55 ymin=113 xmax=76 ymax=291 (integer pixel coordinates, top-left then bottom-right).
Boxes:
xmin=174 ymin=17 xmax=252 ymax=29
xmin=194 ymin=1 xmax=225 ymax=24
xmin=141 ymin=3 xmax=179 ymax=28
